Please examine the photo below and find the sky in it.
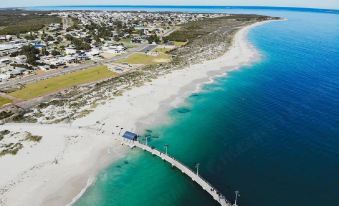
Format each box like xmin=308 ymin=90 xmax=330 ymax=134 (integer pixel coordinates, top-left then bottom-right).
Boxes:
xmin=0 ymin=0 xmax=338 ymax=10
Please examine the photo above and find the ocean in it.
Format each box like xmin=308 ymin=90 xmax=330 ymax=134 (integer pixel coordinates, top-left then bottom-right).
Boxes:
xmin=31 ymin=6 xmax=339 ymax=206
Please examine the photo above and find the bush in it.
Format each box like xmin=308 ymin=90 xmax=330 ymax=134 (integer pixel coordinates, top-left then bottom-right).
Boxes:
xmin=0 ymin=11 xmax=61 ymax=35
xmin=25 ymin=132 xmax=42 ymax=142
xmin=0 ymin=143 xmax=23 ymax=156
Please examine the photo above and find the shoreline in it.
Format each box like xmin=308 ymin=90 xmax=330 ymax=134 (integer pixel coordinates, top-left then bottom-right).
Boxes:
xmin=135 ymin=20 xmax=269 ymax=130
xmin=0 ymin=20 xmax=274 ymax=206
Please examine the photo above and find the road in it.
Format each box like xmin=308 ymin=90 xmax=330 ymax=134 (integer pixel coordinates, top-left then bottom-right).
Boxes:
xmin=62 ymin=17 xmax=70 ymax=30
xmin=137 ymin=44 xmax=157 ymax=53
xmin=0 ymin=63 xmax=97 ymax=89
xmin=0 ymin=44 xmax=156 ymax=90
xmin=162 ymin=27 xmax=179 ymax=37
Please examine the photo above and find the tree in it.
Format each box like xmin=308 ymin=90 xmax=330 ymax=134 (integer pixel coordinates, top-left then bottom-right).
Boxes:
xmin=73 ymin=38 xmax=91 ymax=51
xmin=147 ymin=35 xmax=160 ymax=44
xmin=114 ymin=21 xmax=123 ymax=29
xmin=51 ymin=50 xmax=61 ymax=56
xmin=57 ymin=36 xmax=63 ymax=42
xmin=41 ymin=33 xmax=47 ymax=40
xmin=20 ymin=45 xmax=39 ymax=65
xmin=65 ymin=34 xmax=73 ymax=41
xmin=44 ymin=35 xmax=54 ymax=42
xmin=41 ymin=47 xmax=49 ymax=56
xmin=113 ymin=36 xmax=120 ymax=42
xmin=10 ymin=51 xmax=19 ymax=57
xmin=84 ymin=36 xmax=92 ymax=44
xmin=24 ymin=35 xmax=36 ymax=40
xmin=64 ymin=35 xmax=91 ymax=51
xmin=163 ymin=37 xmax=169 ymax=43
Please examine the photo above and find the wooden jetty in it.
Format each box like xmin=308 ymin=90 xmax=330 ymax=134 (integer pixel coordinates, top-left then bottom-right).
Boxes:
xmin=122 ymin=140 xmax=233 ymax=206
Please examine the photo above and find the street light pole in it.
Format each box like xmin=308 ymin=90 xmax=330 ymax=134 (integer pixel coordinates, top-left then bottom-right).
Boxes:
xmin=234 ymin=191 xmax=240 ymax=206
xmin=164 ymin=144 xmax=169 ymax=155
xmin=195 ymin=163 xmax=200 ymax=176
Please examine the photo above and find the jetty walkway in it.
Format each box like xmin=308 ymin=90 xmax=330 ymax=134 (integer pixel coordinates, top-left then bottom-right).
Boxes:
xmin=123 ymin=140 xmax=233 ymax=206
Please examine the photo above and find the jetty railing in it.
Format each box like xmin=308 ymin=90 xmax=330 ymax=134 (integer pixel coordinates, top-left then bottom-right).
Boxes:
xmin=123 ymin=140 xmax=233 ymax=206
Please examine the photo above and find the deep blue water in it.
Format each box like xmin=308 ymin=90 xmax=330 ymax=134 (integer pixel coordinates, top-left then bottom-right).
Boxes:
xmin=61 ymin=7 xmax=339 ymax=206
xmin=28 ymin=5 xmax=338 ymax=14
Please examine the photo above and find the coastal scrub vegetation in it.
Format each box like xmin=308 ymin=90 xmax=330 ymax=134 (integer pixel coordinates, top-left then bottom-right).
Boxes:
xmin=0 ymin=130 xmax=10 ymax=141
xmin=0 ymin=143 xmax=23 ymax=156
xmin=165 ymin=14 xmax=268 ymax=43
xmin=25 ymin=132 xmax=42 ymax=142
xmin=0 ymin=10 xmax=61 ymax=35
xmin=0 ymin=130 xmax=42 ymax=157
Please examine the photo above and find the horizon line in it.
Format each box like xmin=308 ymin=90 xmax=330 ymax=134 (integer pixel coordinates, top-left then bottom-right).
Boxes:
xmin=1 ymin=5 xmax=338 ymax=12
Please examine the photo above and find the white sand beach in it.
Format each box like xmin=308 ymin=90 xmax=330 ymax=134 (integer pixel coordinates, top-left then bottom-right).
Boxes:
xmin=0 ymin=21 xmax=271 ymax=206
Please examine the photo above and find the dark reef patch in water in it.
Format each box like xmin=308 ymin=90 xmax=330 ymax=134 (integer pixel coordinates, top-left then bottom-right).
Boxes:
xmin=176 ymin=108 xmax=191 ymax=114
xmin=150 ymin=134 xmax=160 ymax=139
xmin=190 ymin=93 xmax=200 ymax=98
xmin=145 ymin=129 xmax=152 ymax=133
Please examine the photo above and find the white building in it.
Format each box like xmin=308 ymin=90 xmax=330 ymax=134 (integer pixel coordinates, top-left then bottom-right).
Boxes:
xmin=0 ymin=73 xmax=10 ymax=82
xmin=0 ymin=44 xmax=19 ymax=56
xmin=65 ymin=47 xmax=77 ymax=55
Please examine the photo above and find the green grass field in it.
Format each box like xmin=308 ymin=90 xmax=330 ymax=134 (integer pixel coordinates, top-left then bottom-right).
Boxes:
xmin=173 ymin=41 xmax=188 ymax=47
xmin=119 ymin=38 xmax=138 ymax=48
xmin=154 ymin=47 xmax=173 ymax=53
xmin=10 ymin=66 xmax=116 ymax=100
xmin=0 ymin=96 xmax=12 ymax=107
xmin=117 ymin=53 xmax=170 ymax=65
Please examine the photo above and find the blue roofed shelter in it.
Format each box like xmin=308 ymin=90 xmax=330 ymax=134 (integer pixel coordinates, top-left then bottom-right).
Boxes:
xmin=122 ymin=131 xmax=138 ymax=141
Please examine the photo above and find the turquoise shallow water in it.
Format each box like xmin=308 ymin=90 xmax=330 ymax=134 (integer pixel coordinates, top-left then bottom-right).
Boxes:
xmin=63 ymin=7 xmax=339 ymax=206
